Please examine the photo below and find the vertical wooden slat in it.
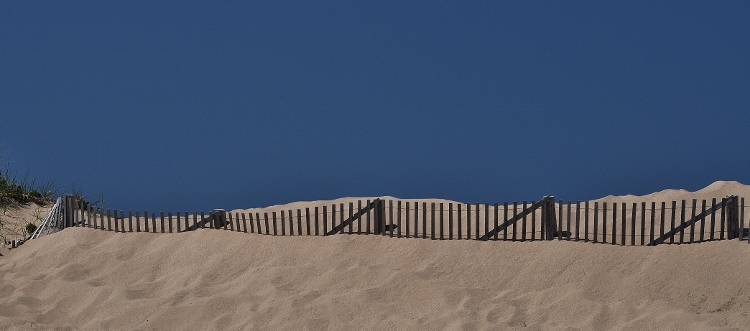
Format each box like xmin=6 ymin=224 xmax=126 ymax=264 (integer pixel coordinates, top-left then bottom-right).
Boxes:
xmin=240 ymin=213 xmax=247 ymax=233
xmin=593 ymin=202 xmax=598 ymax=243
xmin=640 ymin=202 xmax=647 ymax=245
xmin=286 ymin=209 xmax=293 ymax=235
xmin=440 ymin=203 xmax=445 ymax=240
xmin=330 ymin=204 xmax=336 ymax=235
xmin=422 ymin=202 xmax=428 ymax=239
xmin=322 ymin=206 xmax=328 ymax=236
xmin=340 ymin=203 xmax=345 ymax=235
xmin=648 ymin=202 xmax=654 ymax=244
xmin=364 ymin=202 xmax=370 ymax=235
xmin=741 ymin=198 xmax=746 ymax=241
xmin=449 ymin=203 xmax=454 ymax=240
xmin=389 ymin=200 xmax=394 ymax=238
xmin=397 ymin=201 xmax=403 ymax=238
xmin=621 ymin=203 xmax=627 ymax=246
xmin=135 ymin=210 xmax=141 ymax=232
xmin=689 ymin=199 xmax=697 ymax=243
xmin=183 ymin=212 xmax=189 ymax=232
xmin=516 ymin=201 xmax=518 ymax=241
xmin=175 ymin=212 xmax=180 ymax=233
xmin=602 ymin=203 xmax=607 ymax=243
xmin=475 ymin=203 xmax=480 ymax=240
xmin=106 ymin=209 xmax=111 ymax=231
xmin=227 ymin=213 xmax=233 ymax=232
xmin=679 ymin=200 xmax=686 ymax=244
xmin=457 ymin=203 xmax=462 ymax=240
xmin=254 ymin=212 xmax=261 ymax=234
xmin=669 ymin=201 xmax=676 ymax=244
xmin=119 ymin=211 xmax=125 ymax=233
xmin=531 ymin=201 xmax=537 ymax=241
xmin=280 ymin=210 xmax=287 ymax=235
xmin=699 ymin=200 xmax=706 ymax=242
xmin=193 ymin=211 xmax=198 ymax=230
xmin=710 ymin=198 xmax=716 ymax=240
xmin=720 ymin=198 xmax=726 ymax=240
xmin=503 ymin=202 xmax=509 ymax=240
xmin=430 ymin=203 xmax=436 ymax=240
xmin=199 ymin=211 xmax=204 ymax=230
xmin=271 ymin=212 xmax=278 ymax=236
xmin=247 ymin=213 xmax=254 ymax=233
xmin=416 ymin=201 xmax=421 ymax=238
xmin=314 ymin=207 xmax=320 ymax=236
xmin=347 ymin=203 xmax=353 ymax=235
xmin=356 ymin=201 xmax=361 ymax=235
xmin=298 ymin=209 xmax=303 ymax=236
xmin=128 ymin=210 xmax=133 ymax=232
xmin=494 ymin=203 xmax=499 ymax=241
xmin=565 ymin=201 xmax=571 ymax=241
xmin=611 ymin=202 xmax=617 ymax=245
xmin=483 ymin=203 xmax=489 ymax=241
xmin=306 ymin=208 xmax=311 ymax=236
xmin=466 ymin=203 xmax=471 ymax=240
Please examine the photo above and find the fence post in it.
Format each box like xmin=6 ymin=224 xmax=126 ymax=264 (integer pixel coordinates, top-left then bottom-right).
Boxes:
xmin=213 ymin=209 xmax=226 ymax=229
xmin=544 ymin=196 xmax=557 ymax=240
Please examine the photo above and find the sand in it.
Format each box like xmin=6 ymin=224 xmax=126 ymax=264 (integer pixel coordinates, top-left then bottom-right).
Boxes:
xmin=1 ymin=181 xmax=750 ymax=330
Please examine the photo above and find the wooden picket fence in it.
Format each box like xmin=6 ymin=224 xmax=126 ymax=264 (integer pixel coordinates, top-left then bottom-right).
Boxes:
xmin=43 ymin=195 xmax=749 ymax=246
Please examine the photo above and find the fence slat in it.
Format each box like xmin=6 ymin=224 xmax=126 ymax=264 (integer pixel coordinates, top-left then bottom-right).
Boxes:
xmin=566 ymin=201 xmax=572 ymax=241
xmin=611 ymin=203 xmax=617 ymax=245
xmin=312 ymin=207 xmax=318 ymax=236
xmin=641 ymin=202 xmax=647 ymax=245
xmin=440 ymin=203 xmax=445 ymax=240
xmin=449 ymin=203 xmax=454 ymax=240
xmin=423 ymin=202 xmax=428 ymax=239
xmin=389 ymin=200 xmax=394 ymax=238
xmin=431 ymin=203 xmax=436 ymax=240
xmin=699 ymin=200 xmax=706 ymax=242
xmin=585 ymin=202 xmax=590 ymax=242
xmin=280 ymin=210 xmax=286 ymax=235
xmin=305 ymin=208 xmax=311 ymax=236
xmin=483 ymin=203 xmax=489 ymax=241
xmin=513 ymin=202 xmax=519 ymax=241
xmin=679 ymin=200 xmax=686 ymax=244
xmin=356 ymin=202 xmax=361 ymax=235
xmin=621 ymin=203 xmax=626 ymax=246
xmin=720 ymin=198 xmax=726 ymax=240
xmin=467 ymin=203 xmax=471 ymax=240
xmin=475 ymin=203 xmax=480 ymax=240
xmin=649 ymin=202 xmax=655 ymax=244
xmin=495 ymin=203 xmax=500 ymax=241
xmin=532 ymin=201 xmax=537 ymax=241
xmin=659 ymin=202 xmax=665 ymax=244
xmin=602 ymin=203 xmax=607 ymax=243
xmin=503 ymin=202 xmax=509 ymax=240
xmin=397 ymin=201 xmax=403 ymax=238
xmin=689 ymin=199 xmax=697 ymax=243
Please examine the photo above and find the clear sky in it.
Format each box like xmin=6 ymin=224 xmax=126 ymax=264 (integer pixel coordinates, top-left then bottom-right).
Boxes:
xmin=2 ymin=1 xmax=749 ymax=212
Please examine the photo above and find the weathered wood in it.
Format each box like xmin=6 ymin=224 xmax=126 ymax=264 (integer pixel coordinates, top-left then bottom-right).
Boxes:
xmin=356 ymin=201 xmax=361 ymax=235
xmin=457 ymin=203 xmax=461 ymax=239
xmin=227 ymin=213 xmax=234 ymax=232
xmin=475 ymin=203 xmax=480 ymax=240
xmin=280 ymin=210 xmax=287 ymax=235
xmin=239 ymin=213 xmax=246 ymax=233
xmin=641 ymin=202 xmax=647 ymax=245
xmin=135 ymin=210 xmax=141 ymax=232
xmin=494 ymin=203 xmax=499 ymax=241
xmin=440 ymin=203 xmax=444 ymax=240
xmin=531 ymin=201 xmax=537 ymax=240
xmin=741 ymin=198 xmax=746 ymax=241
xmin=128 ymin=210 xmax=133 ymax=232
xmin=364 ymin=202 xmax=368 ymax=235
xmin=431 ymin=203 xmax=436 ymax=240
xmin=484 ymin=203 xmax=494 ymax=241
xmin=467 ymin=203 xmax=471 ymax=240
xmin=514 ymin=202 xmax=519 ymax=241
xmin=306 ymin=208 xmax=311 ymax=236
xmin=347 ymin=203 xmax=353 ymax=235
xmin=697 ymin=200 xmax=704 ymax=241
xmin=566 ymin=201 xmax=572 ymax=241
xmin=271 ymin=212 xmax=278 ymax=235
xmin=255 ymin=212 xmax=262 ymax=234
xmin=389 ymin=200 xmax=394 ymax=238
xmin=667 ymin=201 xmax=675 ymax=244
xmin=602 ymin=203 xmax=608 ymax=243
xmin=315 ymin=207 xmax=319 ymax=236
xmin=720 ymin=198 xmax=726 ymax=240
xmin=298 ymin=209 xmax=303 ymax=236
xmin=340 ymin=203 xmax=345 ymax=235
xmin=323 ymin=206 xmax=328 ymax=235
xmin=198 ymin=211 xmax=204 ymax=230
xmin=480 ymin=199 xmax=546 ymax=241
xmin=678 ymin=200 xmax=686 ymax=244
xmin=621 ymin=203 xmax=627 ymax=246
xmin=650 ymin=198 xmax=728 ymax=246
xmin=449 ymin=203 xmax=454 ymax=240
xmin=710 ymin=198 xmax=716 ymax=240
xmin=503 ymin=202 xmax=509 ymax=240
xmin=287 ymin=209 xmax=293 ymax=235
xmin=415 ymin=202 xmax=420 ymax=238
xmin=557 ymin=201 xmax=563 ymax=240
xmin=397 ymin=201 xmax=402 ymax=238
xmin=423 ymin=202 xmax=428 ymax=239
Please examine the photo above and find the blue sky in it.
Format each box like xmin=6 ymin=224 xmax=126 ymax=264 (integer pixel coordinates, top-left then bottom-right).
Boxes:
xmin=2 ymin=1 xmax=749 ymax=212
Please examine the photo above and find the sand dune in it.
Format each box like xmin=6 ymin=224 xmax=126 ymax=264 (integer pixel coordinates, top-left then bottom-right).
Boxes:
xmin=1 ymin=181 xmax=750 ymax=330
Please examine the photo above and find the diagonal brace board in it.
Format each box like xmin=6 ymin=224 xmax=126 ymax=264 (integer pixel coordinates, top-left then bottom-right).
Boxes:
xmin=648 ymin=197 xmax=734 ymax=246
xmin=326 ymin=199 xmax=380 ymax=236
xmin=480 ymin=197 xmax=551 ymax=241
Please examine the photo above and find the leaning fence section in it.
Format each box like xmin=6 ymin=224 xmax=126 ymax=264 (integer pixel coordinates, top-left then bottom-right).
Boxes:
xmin=41 ymin=195 xmax=749 ymax=246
